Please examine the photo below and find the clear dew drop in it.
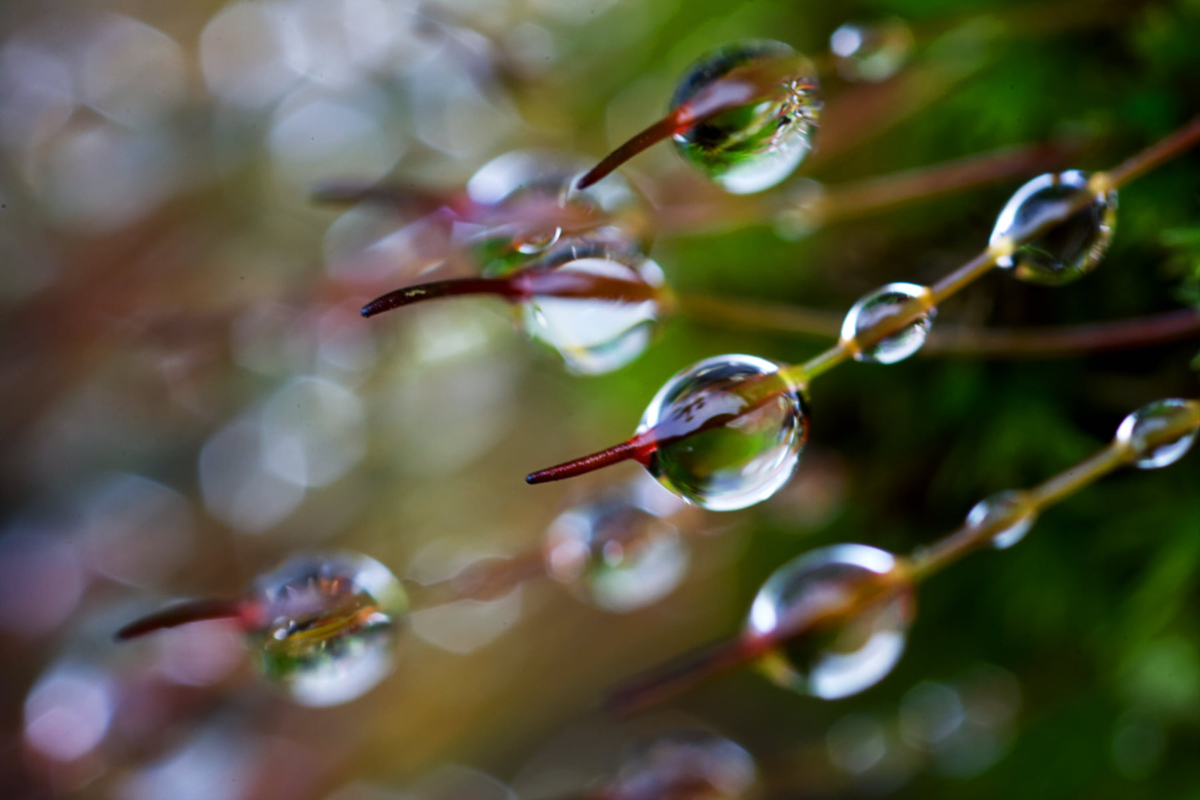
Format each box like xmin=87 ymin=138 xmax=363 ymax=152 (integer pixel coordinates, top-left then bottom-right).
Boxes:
xmin=544 ymin=477 xmax=689 ymax=613
xmin=613 ymin=731 xmax=757 ymax=800
xmin=829 ymin=19 xmax=914 ymax=83
xmin=670 ymin=40 xmax=821 ymax=194
xmin=841 ymin=282 xmax=936 ymax=364
xmin=520 ymin=237 xmax=667 ymax=375
xmin=1115 ymin=398 xmax=1200 ymax=469
xmin=637 ymin=354 xmax=808 ymax=511
xmin=246 ymin=551 xmax=407 ymax=707
xmin=746 ymin=544 xmax=913 ymax=699
xmin=966 ymin=490 xmax=1038 ymax=550
xmin=465 ymin=149 xmax=648 ymax=276
xmin=990 ymin=170 xmax=1117 ymax=286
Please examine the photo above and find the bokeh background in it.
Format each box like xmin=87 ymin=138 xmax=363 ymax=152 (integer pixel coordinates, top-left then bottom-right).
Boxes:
xmin=2 ymin=0 xmax=1200 ymax=798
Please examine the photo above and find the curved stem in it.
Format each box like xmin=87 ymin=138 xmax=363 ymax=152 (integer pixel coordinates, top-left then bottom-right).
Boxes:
xmin=115 ymin=598 xmax=245 ymax=641
xmin=361 ymin=277 xmax=517 ymax=318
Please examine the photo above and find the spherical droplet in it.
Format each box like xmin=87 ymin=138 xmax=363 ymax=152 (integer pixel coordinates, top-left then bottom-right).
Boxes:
xmin=966 ymin=490 xmax=1037 ymax=550
xmin=613 ymin=731 xmax=757 ymax=800
xmin=746 ymin=544 xmax=913 ymax=699
xmin=545 ymin=479 xmax=689 ymax=613
xmin=521 ymin=236 xmax=667 ymax=375
xmin=841 ymin=282 xmax=935 ymax=364
xmin=1115 ymin=398 xmax=1200 ymax=469
xmin=670 ymin=40 xmax=821 ymax=194
xmin=638 ymin=355 xmax=808 ymax=511
xmin=466 ymin=149 xmax=647 ymax=275
xmin=830 ymin=19 xmax=914 ymax=83
xmin=246 ymin=551 xmax=407 ymax=706
xmin=990 ymin=170 xmax=1117 ymax=286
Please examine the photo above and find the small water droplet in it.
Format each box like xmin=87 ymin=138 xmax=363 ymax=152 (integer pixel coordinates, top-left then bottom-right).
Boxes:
xmin=841 ymin=282 xmax=935 ymax=364
xmin=830 ymin=19 xmax=914 ymax=83
xmin=614 ymin=731 xmax=757 ymax=800
xmin=247 ymin=551 xmax=406 ymax=706
xmin=1115 ymin=398 xmax=1200 ymax=469
xmin=746 ymin=544 xmax=913 ymax=699
xmin=520 ymin=236 xmax=666 ymax=375
xmin=990 ymin=170 xmax=1117 ymax=286
xmin=637 ymin=355 xmax=808 ymax=511
xmin=545 ymin=478 xmax=688 ymax=613
xmin=966 ymin=490 xmax=1037 ymax=549
xmin=670 ymin=40 xmax=821 ymax=194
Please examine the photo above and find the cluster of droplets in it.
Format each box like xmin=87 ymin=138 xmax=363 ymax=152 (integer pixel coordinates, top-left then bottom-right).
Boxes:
xmin=358 ymin=150 xmax=670 ymax=375
xmin=607 ymin=398 xmax=1199 ymax=711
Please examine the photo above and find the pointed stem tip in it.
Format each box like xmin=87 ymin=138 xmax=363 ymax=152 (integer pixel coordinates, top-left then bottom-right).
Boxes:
xmin=526 ymin=440 xmax=645 ymax=484
xmin=115 ymin=598 xmax=244 ymax=642
xmin=360 ymin=277 xmax=517 ymax=318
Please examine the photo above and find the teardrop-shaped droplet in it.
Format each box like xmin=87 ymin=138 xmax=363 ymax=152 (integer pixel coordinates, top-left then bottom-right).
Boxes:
xmin=545 ymin=477 xmax=689 ymax=613
xmin=246 ymin=551 xmax=407 ymax=707
xmin=966 ymin=490 xmax=1038 ymax=550
xmin=829 ymin=19 xmax=914 ymax=83
xmin=671 ymin=40 xmax=821 ymax=194
xmin=637 ymin=355 xmax=808 ymax=511
xmin=520 ymin=236 xmax=667 ymax=375
xmin=841 ymin=282 xmax=936 ymax=364
xmin=466 ymin=150 xmax=649 ymax=275
xmin=746 ymin=544 xmax=913 ymax=699
xmin=1115 ymin=398 xmax=1200 ymax=469
xmin=990 ymin=170 xmax=1117 ymax=286
xmin=613 ymin=731 xmax=758 ymax=800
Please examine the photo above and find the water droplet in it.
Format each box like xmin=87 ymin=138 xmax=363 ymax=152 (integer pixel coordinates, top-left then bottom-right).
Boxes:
xmin=670 ymin=40 xmax=821 ymax=194
xmin=1115 ymin=398 xmax=1200 ymax=469
xmin=246 ymin=551 xmax=407 ymax=706
xmin=614 ymin=731 xmax=757 ymax=800
xmin=841 ymin=282 xmax=935 ymax=364
xmin=466 ymin=150 xmax=648 ymax=275
xmin=990 ymin=170 xmax=1117 ymax=286
xmin=966 ymin=490 xmax=1037 ymax=549
xmin=637 ymin=355 xmax=808 ymax=511
xmin=545 ymin=478 xmax=688 ymax=612
xmin=520 ymin=236 xmax=666 ymax=375
xmin=746 ymin=544 xmax=913 ymax=699
xmin=830 ymin=19 xmax=914 ymax=83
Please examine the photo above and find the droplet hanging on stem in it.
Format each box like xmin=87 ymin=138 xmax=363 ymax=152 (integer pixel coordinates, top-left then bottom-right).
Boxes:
xmin=578 ymin=40 xmax=821 ymax=194
xmin=529 ymin=355 xmax=808 ymax=511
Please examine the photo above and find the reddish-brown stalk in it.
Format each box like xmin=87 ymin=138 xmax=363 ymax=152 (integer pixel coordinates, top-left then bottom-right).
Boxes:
xmin=362 ymin=268 xmax=662 ymax=318
xmin=114 ymin=598 xmax=246 ymax=641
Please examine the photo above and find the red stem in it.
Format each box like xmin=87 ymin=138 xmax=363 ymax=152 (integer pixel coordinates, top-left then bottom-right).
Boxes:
xmin=576 ymin=115 xmax=687 ymax=190
xmin=526 ymin=439 xmax=651 ymax=484
xmin=361 ymin=277 xmax=519 ymax=317
xmin=115 ymin=598 xmax=246 ymax=641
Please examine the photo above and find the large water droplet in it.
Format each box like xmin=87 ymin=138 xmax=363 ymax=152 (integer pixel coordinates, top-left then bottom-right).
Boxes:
xmin=990 ymin=170 xmax=1117 ymax=286
xmin=246 ymin=551 xmax=406 ymax=706
xmin=841 ymin=282 xmax=935 ymax=364
xmin=746 ymin=544 xmax=913 ymax=699
xmin=966 ymin=490 xmax=1037 ymax=550
xmin=520 ymin=236 xmax=666 ymax=375
xmin=545 ymin=477 xmax=689 ymax=613
xmin=830 ymin=19 xmax=914 ymax=83
xmin=637 ymin=355 xmax=808 ymax=511
xmin=1115 ymin=399 xmax=1200 ymax=469
xmin=613 ymin=731 xmax=757 ymax=800
xmin=670 ymin=40 xmax=821 ymax=194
